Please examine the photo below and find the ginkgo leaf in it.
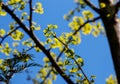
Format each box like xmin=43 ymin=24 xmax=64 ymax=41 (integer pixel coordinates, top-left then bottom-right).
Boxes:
xmin=106 ymin=75 xmax=117 ymax=84
xmin=82 ymin=10 xmax=94 ymax=20
xmin=100 ymin=2 xmax=106 ymax=8
xmin=69 ymin=68 xmax=78 ymax=73
xmin=0 ymin=29 xmax=6 ymax=37
xmin=0 ymin=59 xmax=3 ymax=64
xmin=34 ymin=2 xmax=44 ymax=14
xmin=82 ymin=23 xmax=92 ymax=35
xmin=0 ymin=10 xmax=7 ymax=16
xmin=46 ymin=78 xmax=52 ymax=84
xmin=43 ymin=57 xmax=50 ymax=63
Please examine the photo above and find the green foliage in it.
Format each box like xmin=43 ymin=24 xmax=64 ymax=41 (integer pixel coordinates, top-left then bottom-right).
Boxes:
xmin=0 ymin=0 xmax=114 ymax=84
xmin=106 ymin=75 xmax=118 ymax=84
xmin=0 ymin=51 xmax=41 ymax=83
xmin=34 ymin=2 xmax=44 ymax=14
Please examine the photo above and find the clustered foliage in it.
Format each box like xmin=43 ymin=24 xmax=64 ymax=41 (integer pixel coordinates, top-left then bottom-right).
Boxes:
xmin=0 ymin=0 xmax=118 ymax=84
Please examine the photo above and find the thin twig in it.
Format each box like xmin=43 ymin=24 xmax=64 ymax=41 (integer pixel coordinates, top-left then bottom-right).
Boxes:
xmin=73 ymin=58 xmax=90 ymax=84
xmin=57 ymin=47 xmax=66 ymax=61
xmin=55 ymin=17 xmax=100 ymax=83
xmin=53 ymin=35 xmax=68 ymax=48
xmin=2 ymin=3 xmax=74 ymax=84
xmin=83 ymin=0 xmax=100 ymax=14
xmin=29 ymin=0 xmax=33 ymax=31
xmin=55 ymin=37 xmax=90 ymax=83
xmin=24 ymin=45 xmax=35 ymax=53
xmin=73 ymin=16 xmax=100 ymax=35
xmin=40 ymin=69 xmax=52 ymax=84
xmin=0 ymin=26 xmax=20 ymax=45
xmin=57 ymin=16 xmax=100 ymax=61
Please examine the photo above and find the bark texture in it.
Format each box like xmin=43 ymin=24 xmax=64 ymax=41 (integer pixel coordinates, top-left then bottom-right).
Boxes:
xmin=99 ymin=0 xmax=120 ymax=83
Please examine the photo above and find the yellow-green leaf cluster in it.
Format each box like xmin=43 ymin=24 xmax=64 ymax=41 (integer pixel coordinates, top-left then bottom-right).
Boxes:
xmin=45 ymin=38 xmax=53 ymax=44
xmin=43 ymin=57 xmax=49 ymax=63
xmin=8 ymin=0 xmax=21 ymax=5
xmin=57 ymin=61 xmax=64 ymax=67
xmin=82 ymin=10 xmax=94 ymax=20
xmin=76 ymin=57 xmax=83 ymax=63
xmin=0 ymin=65 xmax=6 ymax=71
xmin=100 ymin=2 xmax=106 ymax=8
xmin=70 ymin=33 xmax=81 ymax=45
xmin=43 ymin=24 xmax=58 ymax=37
xmin=34 ymin=2 xmax=44 ymax=14
xmin=51 ymin=72 xmax=57 ymax=80
xmin=50 ymin=52 xmax=56 ymax=59
xmin=10 ymin=30 xmax=24 ymax=41
xmin=18 ymin=1 xmax=26 ymax=10
xmin=37 ymin=68 xmax=47 ymax=79
xmin=31 ymin=22 xmax=41 ymax=31
xmin=13 ymin=49 xmax=19 ymax=55
xmin=83 ymin=79 xmax=89 ymax=84
xmin=34 ymin=42 xmax=44 ymax=52
xmin=69 ymin=16 xmax=84 ymax=31
xmin=0 ymin=2 xmax=7 ymax=16
xmin=7 ymin=0 xmax=27 ymax=10
xmin=21 ymin=12 xmax=27 ymax=21
xmin=9 ymin=22 xmax=16 ymax=30
xmin=65 ymin=49 xmax=75 ymax=58
xmin=0 ymin=29 xmax=6 ymax=37
xmin=0 ymin=59 xmax=3 ymax=64
xmin=82 ymin=23 xmax=92 ymax=35
xmin=50 ymin=38 xmax=62 ymax=49
xmin=0 ymin=10 xmax=7 ymax=16
xmin=44 ymin=78 xmax=52 ymax=84
xmin=69 ymin=67 xmax=78 ymax=73
xmin=92 ymin=22 xmax=104 ymax=37
xmin=34 ymin=46 xmax=41 ymax=52
xmin=106 ymin=75 xmax=118 ymax=84
xmin=22 ymin=38 xmax=33 ymax=47
xmin=0 ymin=42 xmax=12 ymax=56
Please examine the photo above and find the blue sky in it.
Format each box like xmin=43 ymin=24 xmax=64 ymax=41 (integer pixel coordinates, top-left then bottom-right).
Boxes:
xmin=0 ymin=0 xmax=115 ymax=84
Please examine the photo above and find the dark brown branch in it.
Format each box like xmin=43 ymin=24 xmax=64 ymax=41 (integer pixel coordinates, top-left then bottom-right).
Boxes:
xmin=29 ymin=0 xmax=33 ymax=31
xmin=57 ymin=47 xmax=66 ymax=61
xmin=73 ymin=16 xmax=100 ymax=35
xmin=24 ymin=45 xmax=35 ymax=53
xmin=54 ymin=36 xmax=90 ymax=83
xmin=73 ymin=58 xmax=90 ymax=84
xmin=0 ymin=26 xmax=20 ymax=45
xmin=2 ymin=3 xmax=74 ymax=84
xmin=83 ymin=0 xmax=100 ymax=14
xmin=53 ymin=35 xmax=68 ymax=48
xmin=57 ymin=16 xmax=100 ymax=61
xmin=98 ymin=0 xmax=120 ymax=83
xmin=115 ymin=1 xmax=120 ymax=14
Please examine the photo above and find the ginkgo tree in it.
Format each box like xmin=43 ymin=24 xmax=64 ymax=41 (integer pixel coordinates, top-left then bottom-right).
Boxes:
xmin=0 ymin=0 xmax=119 ymax=84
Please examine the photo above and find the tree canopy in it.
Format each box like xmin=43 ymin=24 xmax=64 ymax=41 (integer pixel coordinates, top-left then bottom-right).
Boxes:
xmin=0 ymin=0 xmax=120 ymax=84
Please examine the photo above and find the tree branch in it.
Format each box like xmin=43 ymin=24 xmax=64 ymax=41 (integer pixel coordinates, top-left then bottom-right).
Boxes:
xmin=29 ymin=0 xmax=33 ymax=31
xmin=53 ymin=35 xmax=68 ymax=48
xmin=57 ymin=16 xmax=100 ymax=61
xmin=83 ymin=0 xmax=100 ymax=14
xmin=73 ymin=16 xmax=100 ymax=35
xmin=54 ymin=36 xmax=90 ymax=83
xmin=0 ymin=26 xmax=20 ymax=45
xmin=24 ymin=45 xmax=35 ymax=53
xmin=73 ymin=58 xmax=90 ymax=84
xmin=115 ymin=1 xmax=120 ymax=14
xmin=2 ymin=3 xmax=74 ymax=84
